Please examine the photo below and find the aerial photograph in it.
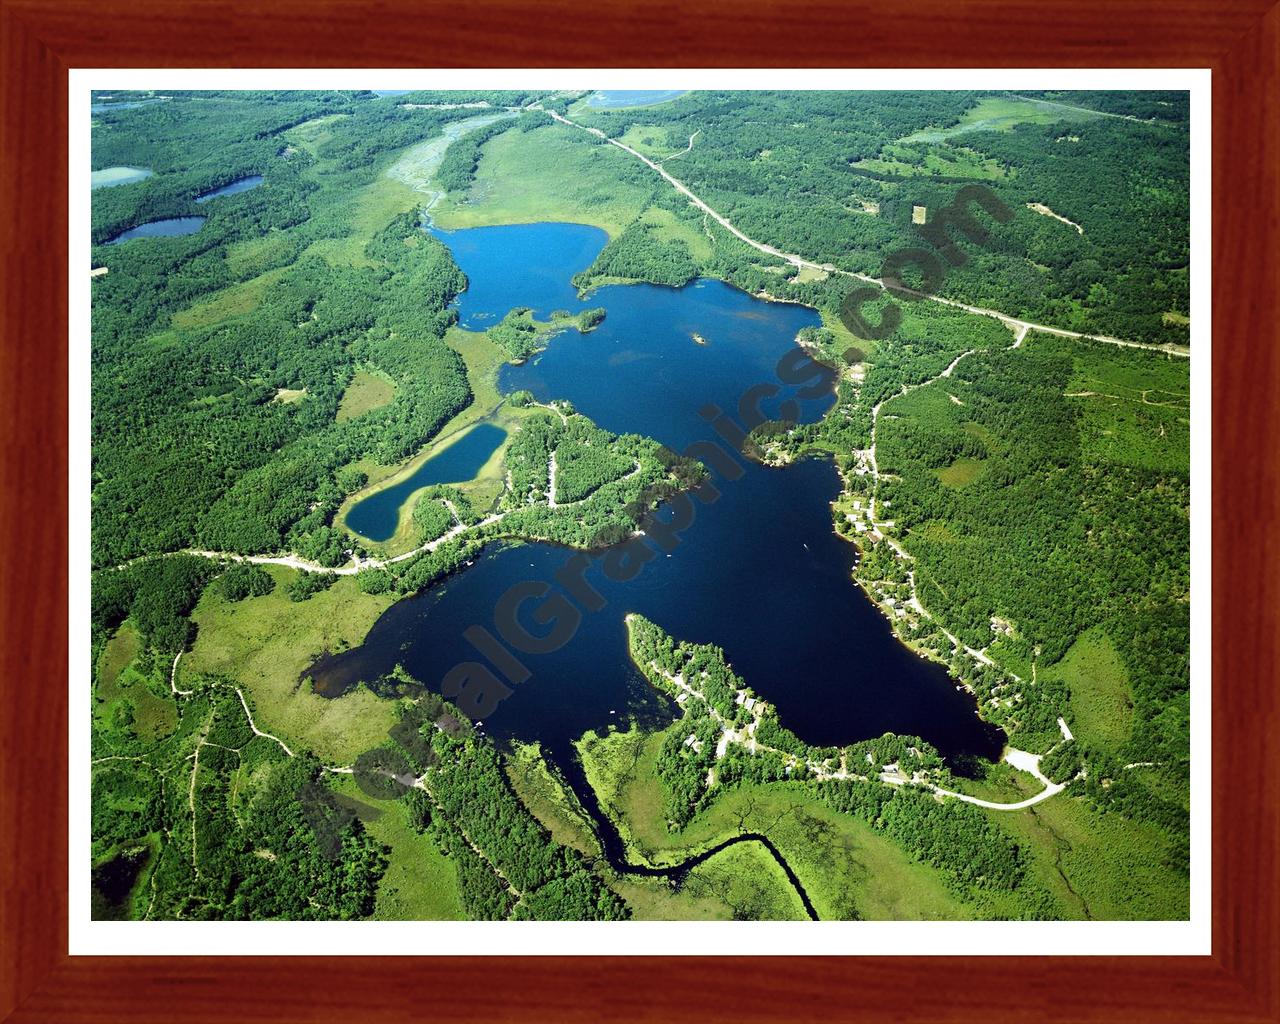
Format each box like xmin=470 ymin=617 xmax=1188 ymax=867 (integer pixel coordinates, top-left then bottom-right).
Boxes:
xmin=89 ymin=87 xmax=1191 ymax=923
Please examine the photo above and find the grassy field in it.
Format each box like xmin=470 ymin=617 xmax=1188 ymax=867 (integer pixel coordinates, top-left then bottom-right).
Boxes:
xmin=792 ymin=265 xmax=829 ymax=285
xmin=170 ymin=267 xmax=289 ymax=331
xmin=575 ymin=723 xmax=973 ymax=921
xmin=853 ymin=143 xmax=1008 ymax=181
xmin=1042 ymin=626 xmax=1134 ymax=750
xmin=934 ymin=456 xmax=985 ymax=488
xmin=329 ymin=774 xmax=465 ymax=920
xmin=904 ymin=96 xmax=1102 ymax=144
xmin=224 ymin=232 xmax=300 ymax=280
xmin=440 ymin=325 xmax=508 ymax=427
xmin=97 ymin=622 xmax=140 ymax=698
xmin=95 ymin=622 xmax=178 ymax=743
xmin=336 ymin=368 xmax=397 ymax=422
xmin=988 ymin=794 xmax=1188 ymax=920
xmin=606 ymin=874 xmax=732 ymax=920
xmin=280 ymin=114 xmax=351 ymax=157
xmin=185 ymin=565 xmax=398 ymax=763
xmin=1053 ymin=335 xmax=1190 ymax=473
xmin=431 ymin=124 xmax=655 ymax=238
xmin=820 ymin=306 xmax=876 ymax=363
xmin=942 ymin=761 xmax=1041 ymax=804
xmin=681 ymin=842 xmax=810 ymax=921
xmin=575 ymin=724 xmax=662 ymax=853
xmin=615 ymin=124 xmax=676 ymax=160
xmin=110 ymin=664 xmax=178 ymax=742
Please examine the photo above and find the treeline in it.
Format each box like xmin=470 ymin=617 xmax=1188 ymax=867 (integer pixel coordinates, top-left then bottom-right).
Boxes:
xmin=848 ymin=329 xmax=1188 ymax=850
xmin=555 ymin=428 xmax=635 ymax=503
xmin=631 ymin=613 xmax=949 ymax=779
xmin=93 ymin=662 xmax=627 ymax=920
xmin=92 ymin=555 xmax=217 ymax=653
xmin=488 ymin=308 xmax=548 ymax=361
xmin=314 ymin=103 xmax=486 ymax=171
xmin=571 ymin=90 xmax=1189 ymax=346
xmin=91 ymin=94 xmax=503 ymax=353
xmin=89 ymin=94 xmax=343 ymax=344
xmin=876 ymin=345 xmax=1094 ymax=662
xmin=388 ymin=695 xmax=628 ymax=920
xmin=380 ymin=90 xmax=538 ymax=108
xmin=93 ymin=212 xmax=470 ymax=566
xmin=485 ymin=306 xmax=606 ymax=362
xmin=94 ymin=686 xmax=388 ymax=920
xmin=816 ymin=781 xmax=1027 ymax=892
xmin=1018 ymin=90 xmax=1191 ymax=126
xmin=629 ymin=613 xmax=753 ymax=726
xmin=930 ymin=121 xmax=1190 ymax=346
xmin=785 ymin=298 xmax=1012 ymax=462
xmin=572 ymin=218 xmax=699 ymax=288
xmin=494 ymin=410 xmax=704 ymax=550
xmin=218 ymin=563 xmax=275 ymax=601
xmin=630 ymin=613 xmax=790 ymax=825
xmin=435 ymin=118 xmax=515 ymax=192
xmin=413 ymin=495 xmax=456 ymax=542
xmin=91 ymin=151 xmax=318 ymax=351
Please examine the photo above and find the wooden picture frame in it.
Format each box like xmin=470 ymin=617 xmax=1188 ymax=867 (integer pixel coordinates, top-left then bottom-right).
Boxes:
xmin=2 ymin=1 xmax=1275 ymax=1019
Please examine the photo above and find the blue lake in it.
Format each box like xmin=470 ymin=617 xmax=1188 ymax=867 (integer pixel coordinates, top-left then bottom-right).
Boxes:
xmin=194 ymin=175 xmax=264 ymax=204
xmin=345 ymin=423 xmax=508 ymax=542
xmin=427 ymin=222 xmax=607 ymax=329
xmin=103 ymin=217 xmax=206 ymax=245
xmin=313 ymin=221 xmax=1004 ymax=773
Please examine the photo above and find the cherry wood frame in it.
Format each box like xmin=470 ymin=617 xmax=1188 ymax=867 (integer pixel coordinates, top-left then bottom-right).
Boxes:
xmin=2 ymin=1 xmax=1276 ymax=1020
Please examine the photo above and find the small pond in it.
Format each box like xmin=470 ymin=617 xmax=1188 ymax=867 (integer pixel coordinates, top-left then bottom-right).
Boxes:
xmin=91 ymin=166 xmax=153 ymax=189
xmin=345 ymin=423 xmax=509 ymax=543
xmin=103 ymin=217 xmax=206 ymax=245
xmin=194 ymin=175 xmax=264 ymax=204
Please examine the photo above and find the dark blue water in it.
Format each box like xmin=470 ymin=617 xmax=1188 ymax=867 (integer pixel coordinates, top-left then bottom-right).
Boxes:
xmin=428 ymin=222 xmax=606 ymax=328
xmin=346 ymin=423 xmax=507 ymax=542
xmin=587 ymin=90 xmax=687 ymax=108
xmin=194 ymin=175 xmax=264 ymax=204
xmin=502 ymin=278 xmax=828 ymax=453
xmin=104 ymin=217 xmax=206 ymax=245
xmin=312 ymin=222 xmax=1003 ymax=767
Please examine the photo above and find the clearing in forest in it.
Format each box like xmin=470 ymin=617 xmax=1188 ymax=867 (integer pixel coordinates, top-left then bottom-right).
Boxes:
xmin=336 ymin=369 xmax=396 ymax=422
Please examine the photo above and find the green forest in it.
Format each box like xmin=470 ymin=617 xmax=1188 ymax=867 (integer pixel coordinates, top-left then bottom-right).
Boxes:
xmin=572 ymin=90 xmax=1190 ymax=347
